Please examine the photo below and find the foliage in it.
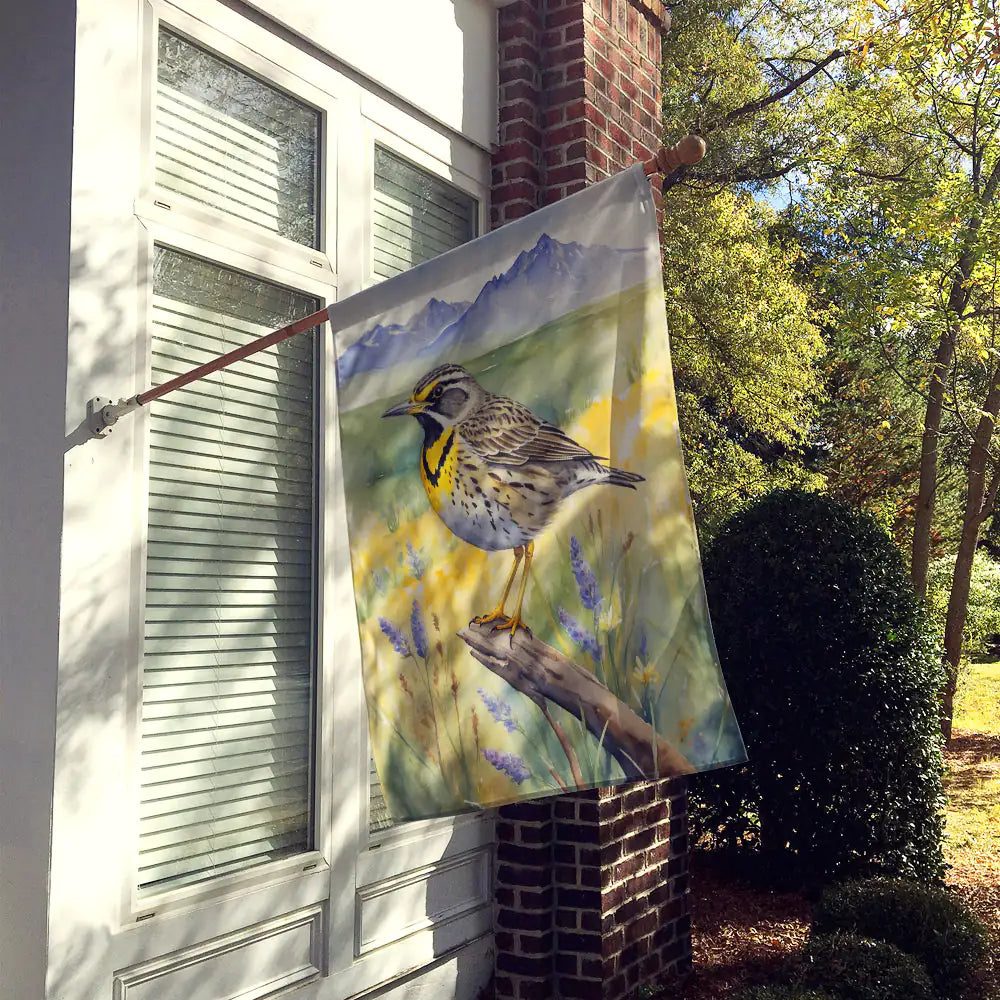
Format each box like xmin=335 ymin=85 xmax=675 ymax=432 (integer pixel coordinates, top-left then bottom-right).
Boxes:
xmin=796 ymin=934 xmax=935 ymax=1000
xmin=927 ymin=551 xmax=1000 ymax=658
xmin=663 ymin=188 xmax=827 ymax=537
xmin=813 ymin=877 xmax=988 ymax=996
xmin=693 ymin=489 xmax=946 ymax=883
xmin=659 ymin=0 xmax=848 ymax=537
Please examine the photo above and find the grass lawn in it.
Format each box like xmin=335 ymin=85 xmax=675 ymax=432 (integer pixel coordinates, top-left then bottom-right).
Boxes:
xmin=944 ymin=658 xmax=1000 ymax=1000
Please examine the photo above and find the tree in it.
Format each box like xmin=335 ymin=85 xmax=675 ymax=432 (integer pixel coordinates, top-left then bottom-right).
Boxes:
xmin=796 ymin=0 xmax=1000 ymax=737
xmin=660 ymin=0 xmax=853 ymax=534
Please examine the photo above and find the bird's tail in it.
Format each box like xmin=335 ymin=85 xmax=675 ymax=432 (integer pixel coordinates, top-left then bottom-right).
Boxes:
xmin=604 ymin=465 xmax=645 ymax=489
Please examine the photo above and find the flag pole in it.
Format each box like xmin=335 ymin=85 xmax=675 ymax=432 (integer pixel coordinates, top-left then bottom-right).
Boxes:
xmin=87 ymin=135 xmax=705 ymax=438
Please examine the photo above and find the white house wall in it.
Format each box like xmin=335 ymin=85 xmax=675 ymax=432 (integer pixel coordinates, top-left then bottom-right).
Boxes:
xmin=244 ymin=0 xmax=501 ymax=151
xmin=0 ymin=3 xmax=76 ymax=999
xmin=0 ymin=1 xmax=497 ymax=998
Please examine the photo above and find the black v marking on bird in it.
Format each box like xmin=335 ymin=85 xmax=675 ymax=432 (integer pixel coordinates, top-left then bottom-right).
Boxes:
xmin=422 ymin=429 xmax=455 ymax=487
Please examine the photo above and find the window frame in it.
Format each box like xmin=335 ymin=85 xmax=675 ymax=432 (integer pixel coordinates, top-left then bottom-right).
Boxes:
xmin=106 ymin=0 xmax=496 ymax=987
xmin=356 ymin=114 xmax=490 ymax=850
xmin=126 ymin=0 xmax=340 ymax=922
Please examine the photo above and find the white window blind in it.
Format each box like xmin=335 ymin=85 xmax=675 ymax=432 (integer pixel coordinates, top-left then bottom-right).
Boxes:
xmin=372 ymin=146 xmax=478 ymax=281
xmin=369 ymin=149 xmax=477 ymax=834
xmin=139 ymin=247 xmax=318 ymax=893
xmin=156 ymin=28 xmax=320 ymax=248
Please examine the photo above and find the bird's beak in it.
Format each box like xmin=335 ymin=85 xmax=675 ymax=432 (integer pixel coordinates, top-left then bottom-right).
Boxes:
xmin=382 ymin=399 xmax=417 ymax=418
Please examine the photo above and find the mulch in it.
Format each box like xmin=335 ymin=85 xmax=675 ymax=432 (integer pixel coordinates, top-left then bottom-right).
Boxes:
xmin=670 ymin=729 xmax=1000 ymax=1000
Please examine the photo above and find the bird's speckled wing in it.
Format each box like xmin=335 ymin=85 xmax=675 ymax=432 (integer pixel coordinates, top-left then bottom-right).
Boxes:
xmin=458 ymin=395 xmax=603 ymax=466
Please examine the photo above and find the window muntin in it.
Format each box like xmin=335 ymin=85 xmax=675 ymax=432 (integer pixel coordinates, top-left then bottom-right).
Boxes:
xmin=139 ymin=246 xmax=318 ymax=894
xmin=156 ymin=27 xmax=321 ymax=248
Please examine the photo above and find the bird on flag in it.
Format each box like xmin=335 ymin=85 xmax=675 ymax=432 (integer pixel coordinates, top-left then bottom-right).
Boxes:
xmin=382 ymin=364 xmax=644 ymax=638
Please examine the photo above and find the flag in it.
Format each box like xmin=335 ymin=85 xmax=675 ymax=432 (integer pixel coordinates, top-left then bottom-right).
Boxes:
xmin=333 ymin=165 xmax=746 ymax=822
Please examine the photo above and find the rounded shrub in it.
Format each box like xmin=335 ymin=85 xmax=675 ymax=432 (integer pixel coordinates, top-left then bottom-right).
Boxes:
xmin=693 ymin=489 xmax=946 ymax=883
xmin=796 ymin=933 xmax=935 ymax=1000
xmin=813 ymin=877 xmax=988 ymax=996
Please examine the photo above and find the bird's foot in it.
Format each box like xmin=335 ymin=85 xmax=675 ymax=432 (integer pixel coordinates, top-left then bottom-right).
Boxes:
xmin=491 ymin=614 xmax=532 ymax=645
xmin=473 ymin=607 xmax=510 ymax=628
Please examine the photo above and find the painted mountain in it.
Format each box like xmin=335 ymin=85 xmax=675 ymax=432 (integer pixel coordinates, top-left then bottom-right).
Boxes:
xmin=336 ymin=233 xmax=644 ymax=384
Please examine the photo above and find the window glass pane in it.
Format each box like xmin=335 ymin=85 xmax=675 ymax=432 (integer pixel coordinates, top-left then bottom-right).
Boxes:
xmin=156 ymin=28 xmax=320 ymax=248
xmin=139 ymin=246 xmax=318 ymax=893
xmin=368 ymin=149 xmax=478 ymax=834
xmin=372 ymin=146 xmax=478 ymax=281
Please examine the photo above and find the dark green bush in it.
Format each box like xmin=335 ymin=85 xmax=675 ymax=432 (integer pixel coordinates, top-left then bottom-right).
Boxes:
xmin=693 ymin=489 xmax=946 ymax=884
xmin=797 ymin=933 xmax=935 ymax=1000
xmin=813 ymin=877 xmax=988 ymax=996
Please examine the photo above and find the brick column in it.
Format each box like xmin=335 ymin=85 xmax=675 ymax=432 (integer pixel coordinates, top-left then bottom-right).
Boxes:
xmin=491 ymin=2 xmax=691 ymax=998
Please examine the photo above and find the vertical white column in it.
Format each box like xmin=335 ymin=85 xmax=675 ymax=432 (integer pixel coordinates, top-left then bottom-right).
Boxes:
xmin=0 ymin=4 xmax=77 ymax=999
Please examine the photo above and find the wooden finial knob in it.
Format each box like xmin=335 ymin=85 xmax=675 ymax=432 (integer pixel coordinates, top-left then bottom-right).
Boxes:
xmin=657 ymin=135 xmax=707 ymax=172
xmin=643 ymin=135 xmax=707 ymax=176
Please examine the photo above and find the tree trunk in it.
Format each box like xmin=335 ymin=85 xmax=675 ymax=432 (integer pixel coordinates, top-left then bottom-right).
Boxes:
xmin=940 ymin=369 xmax=1000 ymax=741
xmin=910 ymin=158 xmax=1000 ymax=595
xmin=458 ymin=622 xmax=695 ymax=780
xmin=911 ymin=328 xmax=957 ymax=598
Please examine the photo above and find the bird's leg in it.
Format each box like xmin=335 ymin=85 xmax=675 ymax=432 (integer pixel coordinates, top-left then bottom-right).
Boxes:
xmin=493 ymin=540 xmax=534 ymax=642
xmin=473 ymin=546 xmax=523 ymax=626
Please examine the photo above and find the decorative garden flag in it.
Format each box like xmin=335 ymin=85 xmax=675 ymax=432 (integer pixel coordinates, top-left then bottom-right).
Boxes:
xmin=334 ymin=165 xmax=746 ymax=821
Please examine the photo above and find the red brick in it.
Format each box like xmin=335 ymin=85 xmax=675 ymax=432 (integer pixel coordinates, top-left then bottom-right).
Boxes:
xmin=520 ymin=930 xmax=554 ymax=954
xmin=500 ymin=100 xmax=538 ymax=124
xmin=548 ymin=120 xmax=587 ymax=145
xmin=499 ymin=19 xmax=536 ymax=44
xmin=499 ymin=906 xmax=551 ymax=931
xmin=559 ymin=929 xmax=601 ymax=954
xmin=557 ymin=978 xmax=604 ymax=999
xmin=503 ymin=80 xmax=540 ymax=104
xmin=550 ymin=40 xmax=586 ymax=64
xmin=558 ymin=948 xmax=581 ymax=973
xmin=546 ymin=3 xmax=586 ymax=28
xmin=502 ymin=41 xmax=540 ymax=64
xmin=545 ymin=105 xmax=565 ymax=127
xmin=497 ymin=952 xmax=551 ymax=977
xmin=501 ymin=120 xmax=542 ymax=146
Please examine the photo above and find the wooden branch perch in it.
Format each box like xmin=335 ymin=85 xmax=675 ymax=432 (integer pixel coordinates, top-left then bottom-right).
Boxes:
xmin=458 ymin=622 xmax=695 ymax=782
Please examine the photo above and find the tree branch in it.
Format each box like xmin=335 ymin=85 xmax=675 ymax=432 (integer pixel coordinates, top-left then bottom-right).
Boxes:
xmin=458 ymin=623 xmax=695 ymax=781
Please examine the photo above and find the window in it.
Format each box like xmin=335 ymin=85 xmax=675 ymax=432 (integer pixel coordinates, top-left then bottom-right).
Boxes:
xmin=137 ymin=26 xmax=324 ymax=895
xmin=367 ymin=146 xmax=478 ymax=834
xmin=372 ymin=145 xmax=478 ymax=280
xmin=156 ymin=27 xmax=321 ymax=247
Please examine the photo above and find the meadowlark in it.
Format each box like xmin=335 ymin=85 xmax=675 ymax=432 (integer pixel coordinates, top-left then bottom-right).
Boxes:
xmin=382 ymin=364 xmax=644 ymax=638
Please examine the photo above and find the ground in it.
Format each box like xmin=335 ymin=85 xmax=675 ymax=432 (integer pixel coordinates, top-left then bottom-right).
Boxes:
xmin=668 ymin=659 xmax=1000 ymax=1000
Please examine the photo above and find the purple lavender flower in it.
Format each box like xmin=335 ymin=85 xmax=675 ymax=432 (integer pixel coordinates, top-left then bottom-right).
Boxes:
xmin=482 ymin=748 xmax=532 ymax=785
xmin=478 ymin=687 xmax=517 ymax=733
xmin=410 ymin=600 xmax=428 ymax=659
xmin=558 ymin=607 xmax=601 ymax=661
xmin=370 ymin=568 xmax=389 ymax=594
xmin=405 ymin=541 xmax=426 ymax=580
xmin=378 ymin=617 xmax=411 ymax=657
xmin=637 ymin=630 xmax=648 ymax=665
xmin=569 ymin=536 xmax=601 ymax=611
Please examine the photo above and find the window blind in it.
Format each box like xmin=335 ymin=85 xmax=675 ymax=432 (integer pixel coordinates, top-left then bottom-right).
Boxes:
xmin=372 ymin=146 xmax=478 ymax=281
xmin=368 ymin=149 xmax=477 ymax=834
xmin=139 ymin=248 xmax=318 ymax=893
xmin=156 ymin=28 xmax=320 ymax=248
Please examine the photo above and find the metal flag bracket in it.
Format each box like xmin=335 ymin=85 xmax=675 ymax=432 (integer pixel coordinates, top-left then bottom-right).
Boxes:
xmin=87 ymin=395 xmax=141 ymax=437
